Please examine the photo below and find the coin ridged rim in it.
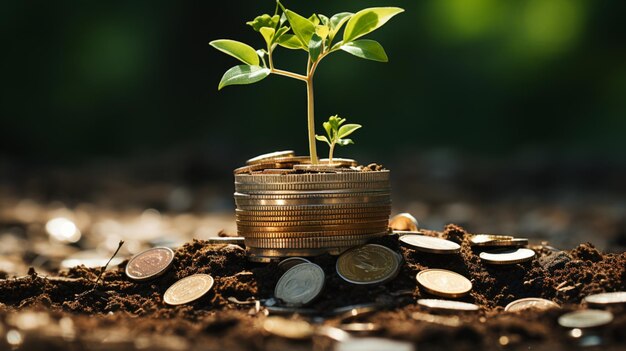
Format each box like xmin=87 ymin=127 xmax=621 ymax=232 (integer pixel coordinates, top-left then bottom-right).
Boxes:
xmin=234 ymin=191 xmax=391 ymax=199
xmin=479 ymin=248 xmax=536 ymax=265
xmin=236 ymin=212 xmax=391 ymax=222
xmin=234 ymin=163 xmax=299 ymax=175
xmin=319 ymin=158 xmax=358 ymax=166
xmin=274 ymin=263 xmax=325 ymax=306
xmin=504 ymin=298 xmax=560 ymax=312
xmin=235 ymin=197 xmax=390 ymax=207
xmin=237 ymin=220 xmax=389 ymax=232
xmin=235 ymin=182 xmax=390 ymax=192
xmin=557 ymin=309 xmax=614 ymax=328
xmin=125 ymin=247 xmax=175 ymax=282
xmin=416 ymin=269 xmax=472 ymax=298
xmin=472 ymin=238 xmax=529 ymax=247
xmin=469 ymin=234 xmax=515 ymax=245
xmin=336 ymin=244 xmax=400 ymax=285
xmin=399 ymin=235 xmax=461 ymax=254
xmin=248 ymin=247 xmax=350 ymax=258
xmin=236 ymin=207 xmax=391 ymax=216
xmin=245 ymin=232 xmax=384 ymax=243
xmin=583 ymin=291 xmax=626 ymax=306
xmin=245 ymin=238 xmax=377 ymax=249
xmin=235 ymin=188 xmax=392 ymax=195
xmin=246 ymin=151 xmax=296 ymax=165
xmin=237 ymin=218 xmax=390 ymax=227
xmin=235 ymin=171 xmax=390 ymax=184
xmin=163 ymin=274 xmax=214 ymax=306
xmin=236 ymin=202 xmax=391 ymax=212
xmin=239 ymin=227 xmax=388 ymax=237
xmin=417 ymin=299 xmax=479 ymax=312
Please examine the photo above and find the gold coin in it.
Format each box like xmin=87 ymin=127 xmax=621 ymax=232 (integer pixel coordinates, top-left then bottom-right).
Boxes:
xmin=292 ymin=164 xmax=359 ymax=172
xmin=416 ymin=269 xmax=472 ymax=298
xmin=479 ymin=248 xmax=535 ymax=265
xmin=236 ymin=211 xmax=391 ymax=222
xmin=236 ymin=188 xmax=391 ymax=196
xmin=417 ymin=299 xmax=479 ymax=312
xmin=239 ymin=228 xmax=387 ymax=238
xmin=235 ymin=195 xmax=390 ymax=207
xmin=263 ymin=316 xmax=315 ymax=339
xmin=274 ymin=263 xmax=325 ymax=306
xmin=234 ymin=191 xmax=391 ymax=200
xmin=244 ymin=235 xmax=383 ymax=249
xmin=319 ymin=158 xmax=358 ymax=167
xmin=469 ymin=234 xmax=514 ymax=246
xmin=163 ymin=274 xmax=214 ymax=305
xmin=235 ymin=171 xmax=390 ymax=184
xmin=399 ymin=235 xmax=461 ymax=254
xmin=247 ymin=247 xmax=350 ymax=259
xmin=504 ymin=298 xmax=560 ymax=312
xmin=583 ymin=291 xmax=626 ymax=306
xmin=237 ymin=217 xmax=389 ymax=227
xmin=125 ymin=247 xmax=175 ymax=282
xmin=246 ymin=150 xmax=295 ymax=165
xmin=235 ymin=181 xmax=389 ymax=192
xmin=236 ymin=207 xmax=390 ymax=217
xmin=336 ymin=244 xmax=400 ymax=285
xmin=389 ymin=213 xmax=419 ymax=232
xmin=237 ymin=220 xmax=389 ymax=233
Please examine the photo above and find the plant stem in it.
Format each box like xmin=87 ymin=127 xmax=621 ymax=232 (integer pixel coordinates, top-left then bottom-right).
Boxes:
xmin=328 ymin=142 xmax=335 ymax=164
xmin=270 ymin=68 xmax=307 ymax=82
xmin=306 ymin=77 xmax=318 ymax=164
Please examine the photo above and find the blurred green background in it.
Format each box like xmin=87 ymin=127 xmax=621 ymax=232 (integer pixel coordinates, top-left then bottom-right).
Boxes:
xmin=1 ymin=0 xmax=625 ymax=164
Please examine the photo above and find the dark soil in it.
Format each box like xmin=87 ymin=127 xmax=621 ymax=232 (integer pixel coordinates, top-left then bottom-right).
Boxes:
xmin=1 ymin=224 xmax=625 ymax=351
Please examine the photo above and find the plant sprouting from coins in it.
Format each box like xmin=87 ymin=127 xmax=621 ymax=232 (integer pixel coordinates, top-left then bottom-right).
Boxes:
xmin=210 ymin=1 xmax=403 ymax=164
xmin=315 ymin=115 xmax=361 ymax=164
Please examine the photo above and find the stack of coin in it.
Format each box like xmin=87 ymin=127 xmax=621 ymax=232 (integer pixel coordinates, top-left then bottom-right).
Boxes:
xmin=234 ymin=154 xmax=391 ymax=260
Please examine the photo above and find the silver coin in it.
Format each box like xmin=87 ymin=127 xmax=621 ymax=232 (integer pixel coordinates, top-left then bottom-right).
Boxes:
xmin=558 ymin=309 xmax=614 ymax=328
xmin=163 ymin=274 xmax=214 ymax=305
xmin=417 ymin=299 xmax=479 ymax=312
xmin=335 ymin=337 xmax=414 ymax=351
xmin=399 ymin=235 xmax=461 ymax=254
xmin=274 ymin=263 xmax=325 ymax=306
xmin=277 ymin=257 xmax=311 ymax=273
xmin=479 ymin=248 xmax=535 ymax=265
xmin=584 ymin=291 xmax=626 ymax=306
xmin=504 ymin=298 xmax=560 ymax=312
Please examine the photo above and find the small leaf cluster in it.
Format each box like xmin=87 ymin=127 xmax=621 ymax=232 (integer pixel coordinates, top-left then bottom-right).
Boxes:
xmin=315 ymin=115 xmax=361 ymax=161
xmin=210 ymin=1 xmax=404 ymax=89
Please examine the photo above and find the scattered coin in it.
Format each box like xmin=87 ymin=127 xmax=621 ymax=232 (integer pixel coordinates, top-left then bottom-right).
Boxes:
xmin=416 ymin=269 xmax=472 ymax=298
xmin=125 ymin=247 xmax=175 ymax=282
xmin=469 ymin=234 xmax=514 ymax=246
xmin=558 ymin=309 xmax=614 ymax=328
xmin=479 ymin=248 xmax=536 ymax=265
xmin=163 ymin=274 xmax=214 ymax=306
xmin=319 ymin=158 xmax=358 ymax=167
xmin=205 ymin=236 xmax=245 ymax=246
xmin=277 ymin=257 xmax=311 ymax=273
xmin=417 ymin=299 xmax=479 ymax=312
xmin=389 ymin=213 xmax=419 ymax=232
xmin=504 ymin=298 xmax=560 ymax=312
xmin=584 ymin=291 xmax=626 ymax=306
xmin=246 ymin=150 xmax=295 ymax=165
xmin=338 ymin=323 xmax=381 ymax=332
xmin=336 ymin=244 xmax=400 ymax=285
xmin=275 ymin=263 xmax=325 ymax=306
xmin=399 ymin=235 xmax=461 ymax=254
xmin=293 ymin=164 xmax=358 ymax=172
xmin=263 ymin=316 xmax=314 ymax=339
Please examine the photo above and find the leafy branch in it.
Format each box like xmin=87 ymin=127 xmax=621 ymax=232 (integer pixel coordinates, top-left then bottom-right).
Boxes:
xmin=210 ymin=1 xmax=403 ymax=164
xmin=315 ymin=115 xmax=361 ymax=163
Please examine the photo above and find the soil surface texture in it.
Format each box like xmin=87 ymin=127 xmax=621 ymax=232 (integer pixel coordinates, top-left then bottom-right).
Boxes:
xmin=0 ymin=224 xmax=625 ymax=351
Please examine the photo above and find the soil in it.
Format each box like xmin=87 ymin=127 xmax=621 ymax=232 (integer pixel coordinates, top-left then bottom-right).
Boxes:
xmin=1 ymin=224 xmax=625 ymax=351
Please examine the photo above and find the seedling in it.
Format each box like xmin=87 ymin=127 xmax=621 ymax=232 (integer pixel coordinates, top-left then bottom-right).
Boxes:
xmin=315 ymin=115 xmax=361 ymax=164
xmin=210 ymin=1 xmax=403 ymax=164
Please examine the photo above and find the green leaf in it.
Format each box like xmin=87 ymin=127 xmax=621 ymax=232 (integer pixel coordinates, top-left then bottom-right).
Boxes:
xmin=277 ymin=34 xmax=307 ymax=50
xmin=323 ymin=121 xmax=332 ymax=138
xmin=337 ymin=138 xmax=354 ymax=146
xmin=329 ymin=12 xmax=353 ymax=42
xmin=210 ymin=39 xmax=260 ymax=66
xmin=284 ymin=9 xmax=316 ymax=46
xmin=260 ymin=27 xmax=275 ymax=47
xmin=308 ymin=14 xmax=320 ymax=26
xmin=337 ymin=124 xmax=361 ymax=139
xmin=246 ymin=14 xmax=280 ymax=32
xmin=315 ymin=135 xmax=330 ymax=145
xmin=340 ymin=40 xmax=388 ymax=62
xmin=309 ymin=33 xmax=323 ymax=62
xmin=273 ymin=26 xmax=290 ymax=44
xmin=342 ymin=7 xmax=404 ymax=44
xmin=318 ymin=14 xmax=329 ymax=26
xmin=218 ymin=65 xmax=270 ymax=90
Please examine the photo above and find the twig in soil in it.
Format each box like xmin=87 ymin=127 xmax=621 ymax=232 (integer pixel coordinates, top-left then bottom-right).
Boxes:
xmin=75 ymin=240 xmax=124 ymax=299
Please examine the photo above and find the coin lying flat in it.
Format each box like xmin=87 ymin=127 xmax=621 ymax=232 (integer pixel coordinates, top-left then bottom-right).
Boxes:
xmin=469 ymin=234 xmax=514 ymax=246
xmin=277 ymin=257 xmax=311 ymax=273
xmin=479 ymin=248 xmax=536 ymax=265
xmin=505 ymin=298 xmax=560 ymax=312
xmin=275 ymin=263 xmax=325 ymax=306
xmin=584 ymin=291 xmax=626 ymax=306
xmin=399 ymin=235 xmax=461 ymax=254
xmin=389 ymin=213 xmax=419 ymax=232
xmin=125 ymin=247 xmax=175 ymax=282
xmin=263 ymin=316 xmax=315 ymax=339
xmin=319 ymin=158 xmax=358 ymax=167
xmin=416 ymin=269 xmax=472 ymax=298
xmin=247 ymin=150 xmax=295 ymax=165
xmin=558 ymin=309 xmax=614 ymax=328
xmin=336 ymin=244 xmax=400 ymax=285
xmin=163 ymin=274 xmax=214 ymax=305
xmin=417 ymin=299 xmax=479 ymax=312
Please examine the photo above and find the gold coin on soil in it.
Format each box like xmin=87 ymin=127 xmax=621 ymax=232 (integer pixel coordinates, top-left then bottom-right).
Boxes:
xmin=583 ymin=291 xmax=626 ymax=306
xmin=274 ymin=263 xmax=325 ymax=306
xmin=163 ymin=274 xmax=214 ymax=306
xmin=479 ymin=248 xmax=536 ymax=265
xmin=504 ymin=298 xmax=560 ymax=312
xmin=336 ymin=244 xmax=400 ymax=285
xmin=417 ymin=299 xmax=479 ymax=312
xmin=399 ymin=235 xmax=461 ymax=254
xmin=557 ymin=309 xmax=614 ymax=328
xmin=125 ymin=247 xmax=174 ymax=282
xmin=416 ymin=269 xmax=472 ymax=298
xmin=263 ymin=316 xmax=315 ymax=339
xmin=389 ymin=213 xmax=419 ymax=232
xmin=246 ymin=150 xmax=295 ymax=165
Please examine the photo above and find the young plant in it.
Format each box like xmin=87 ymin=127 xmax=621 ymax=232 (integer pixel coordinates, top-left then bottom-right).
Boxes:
xmin=210 ymin=1 xmax=403 ymax=164
xmin=315 ymin=115 xmax=361 ymax=164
